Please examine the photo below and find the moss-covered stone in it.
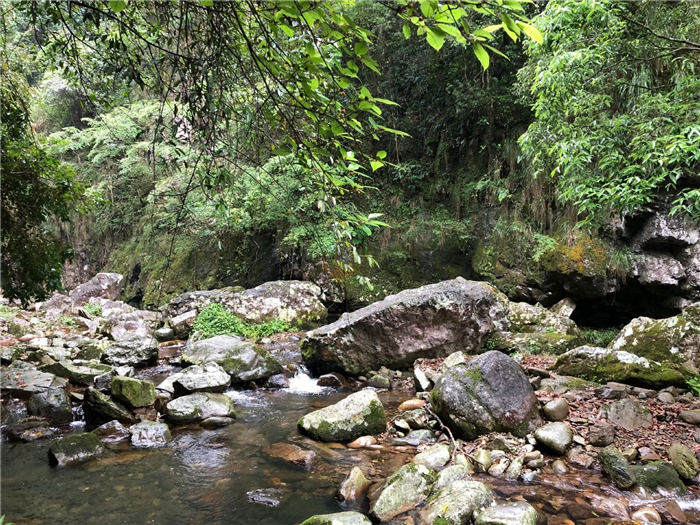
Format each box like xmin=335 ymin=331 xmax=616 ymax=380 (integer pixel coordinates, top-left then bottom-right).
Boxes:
xmin=369 ymin=463 xmax=437 ymax=522
xmin=39 ymin=360 xmax=113 ymax=386
xmin=668 ymin=443 xmax=698 ymax=480
xmin=598 ymin=446 xmax=636 ymax=490
xmin=166 ymin=392 xmax=235 ymax=423
xmin=111 ymin=375 xmax=156 ymax=408
xmin=632 ymin=462 xmax=687 ymax=495
xmin=48 ymin=432 xmax=104 ymax=466
xmin=419 ymin=479 xmax=494 ymax=525
xmin=300 ymin=512 xmax=371 ymax=525
xmin=486 ymin=331 xmax=579 ymax=356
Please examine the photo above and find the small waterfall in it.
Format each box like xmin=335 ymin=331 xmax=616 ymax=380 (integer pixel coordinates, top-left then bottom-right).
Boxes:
xmin=284 ymin=365 xmax=329 ymax=395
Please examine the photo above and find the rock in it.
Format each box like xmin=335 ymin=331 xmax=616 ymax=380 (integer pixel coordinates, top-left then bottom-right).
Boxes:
xmin=431 ymin=351 xmax=541 ymax=440
xmin=369 ymin=463 xmax=436 ymax=522
xmin=5 ymin=417 xmax=54 ymax=442
xmin=598 ymin=446 xmax=636 ymax=490
xmin=316 ymin=372 xmax=349 ymax=388
xmin=436 ymin=460 xmax=473 ymax=490
xmin=475 ymin=502 xmax=544 ymax=525
xmin=555 ymin=346 xmax=687 ymax=389
xmin=170 ymin=309 xmax=197 ymax=339
xmin=173 ymin=363 xmax=231 ymax=395
xmin=367 ymin=373 xmax=391 ymax=389
xmin=639 ymin=446 xmax=662 ymax=463
xmin=48 ymin=432 xmax=104 ymax=466
xmin=27 ymin=388 xmax=73 ymax=423
xmin=486 ymin=331 xmax=579 ymax=356
xmin=302 ymin=278 xmax=508 ymax=376
xmin=201 ymin=416 xmax=235 ymax=429
xmin=680 ymin=410 xmax=700 ymax=425
xmin=632 ymin=462 xmax=686 ymax=495
xmin=398 ymin=399 xmax=426 ymax=412
xmin=347 ymin=436 xmax=377 ymax=449
xmin=566 ymin=448 xmax=594 ymax=469
xmin=393 ymin=429 xmax=436 ymax=446
xmin=300 ymin=512 xmax=371 ymax=525
xmin=102 ymin=337 xmax=159 ymax=367
xmin=599 ymin=398 xmax=653 ymax=431
xmin=264 ymin=374 xmax=289 ymax=389
xmin=337 ymin=467 xmax=371 ymax=505
xmin=590 ymin=498 xmax=630 ymax=521
xmin=103 ymin=313 xmax=151 ymax=342
xmin=668 ymin=443 xmax=698 ymax=480
xmin=413 ymin=364 xmax=433 ymax=391
xmin=550 ymin=298 xmax=576 ymax=318
xmin=534 ymin=422 xmax=573 ymax=455
xmin=297 ymin=390 xmax=386 ymax=442
xmin=658 ymin=392 xmax=676 ymax=404
xmin=69 ymin=273 xmax=124 ymax=305
xmin=632 ymin=252 xmax=685 ymax=287
xmin=92 ymin=420 xmax=131 ymax=442
xmin=473 ymin=449 xmax=493 ymax=472
xmin=551 ymin=459 xmax=568 ymax=474
xmin=507 ymin=301 xmax=579 ymax=335
xmin=622 ymin=448 xmax=638 ymax=462
xmin=655 ymin=500 xmax=688 ymax=524
xmin=505 ymin=456 xmax=524 ymax=480
xmin=594 ymin=382 xmax=630 ymax=400
xmin=589 ymin=422 xmax=616 ymax=447
xmin=633 ymin=213 xmax=699 ymax=251
xmin=154 ymin=327 xmax=175 ymax=342
xmin=130 ymin=421 xmax=172 ymax=447
xmin=0 ymin=368 xmax=67 ymax=398
xmin=39 ymin=360 xmax=113 ymax=386
xmin=264 ymin=442 xmax=316 ymax=469
xmin=543 ymin=398 xmax=569 ymax=421
xmin=413 ymin=443 xmax=451 ymax=467
xmin=246 ymin=487 xmax=287 ymax=507
xmin=182 ymin=335 xmax=282 ymax=383
xmin=166 ymin=392 xmax=235 ymax=423
xmin=419 ymin=479 xmax=494 ymax=525
xmin=111 ymin=376 xmax=156 ymax=408
xmin=630 ymin=506 xmax=662 ymax=525
xmin=488 ymin=458 xmax=510 ymax=477
xmin=83 ymin=387 xmax=138 ymax=425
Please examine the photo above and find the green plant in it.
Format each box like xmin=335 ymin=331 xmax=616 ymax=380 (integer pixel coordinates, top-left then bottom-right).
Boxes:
xmin=82 ymin=302 xmax=103 ymax=317
xmin=580 ymin=328 xmax=619 ymax=348
xmin=58 ymin=315 xmax=77 ymax=328
xmin=192 ymin=303 xmax=292 ymax=340
xmin=1 ymin=515 xmax=16 ymax=525
xmin=687 ymin=375 xmax=700 ymax=397
xmin=0 ymin=305 xmax=19 ymax=319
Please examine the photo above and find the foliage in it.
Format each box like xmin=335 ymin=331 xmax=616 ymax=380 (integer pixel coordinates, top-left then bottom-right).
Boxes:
xmin=580 ymin=328 xmax=619 ymax=348
xmin=192 ymin=303 xmax=292 ymax=340
xmin=83 ymin=302 xmax=103 ymax=317
xmin=687 ymin=375 xmax=700 ymax=397
xmin=57 ymin=315 xmax=77 ymax=328
xmin=0 ymin=306 xmax=20 ymax=319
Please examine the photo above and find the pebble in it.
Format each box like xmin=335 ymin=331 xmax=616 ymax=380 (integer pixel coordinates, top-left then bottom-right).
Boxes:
xmin=347 ymin=436 xmax=377 ymax=449
xmin=588 ymin=422 xmax=615 ymax=447
xmin=630 ymin=506 xmax=662 ymax=525
xmin=398 ymin=399 xmax=425 ymax=411
xmin=551 ymin=459 xmax=568 ymax=474
xmin=658 ymin=392 xmax=676 ymax=404
xmin=543 ymin=398 xmax=569 ymax=422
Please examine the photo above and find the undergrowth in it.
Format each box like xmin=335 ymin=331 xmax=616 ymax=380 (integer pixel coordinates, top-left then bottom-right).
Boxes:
xmin=580 ymin=328 xmax=619 ymax=347
xmin=192 ymin=303 xmax=292 ymax=340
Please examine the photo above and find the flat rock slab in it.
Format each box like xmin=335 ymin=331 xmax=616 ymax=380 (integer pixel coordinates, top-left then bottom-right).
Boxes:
xmin=1 ymin=369 xmax=67 ymax=398
xmin=300 ymin=512 xmax=371 ymax=525
xmin=173 ymin=362 xmax=231 ymax=395
xmin=130 ymin=421 xmax=172 ymax=448
xmin=166 ymin=392 xmax=236 ymax=423
xmin=49 ymin=433 xmax=104 ymax=466
xmin=40 ymin=361 xmax=113 ymax=386
xmin=599 ymin=398 xmax=653 ymax=431
xmin=263 ymin=442 xmax=317 ymax=469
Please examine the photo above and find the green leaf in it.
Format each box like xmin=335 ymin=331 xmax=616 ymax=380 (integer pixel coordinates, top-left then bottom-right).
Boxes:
xmin=272 ymin=147 xmax=292 ymax=156
xmin=420 ymin=0 xmax=436 ymax=18
xmin=370 ymin=160 xmax=384 ymax=171
xmin=437 ymin=23 xmax=466 ymax=44
xmin=108 ymin=0 xmax=127 ymax=13
xmin=473 ymin=42 xmax=490 ymax=69
xmin=501 ymin=14 xmax=521 ymax=42
xmin=516 ymin=21 xmax=543 ymax=44
xmin=402 ymin=23 xmax=411 ymax=40
xmin=354 ymin=41 xmax=368 ymax=56
xmin=426 ymin=27 xmax=446 ymax=51
xmin=376 ymin=150 xmax=387 ymax=160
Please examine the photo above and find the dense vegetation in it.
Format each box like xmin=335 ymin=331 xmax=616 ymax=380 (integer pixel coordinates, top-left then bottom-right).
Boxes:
xmin=1 ymin=0 xmax=699 ymax=312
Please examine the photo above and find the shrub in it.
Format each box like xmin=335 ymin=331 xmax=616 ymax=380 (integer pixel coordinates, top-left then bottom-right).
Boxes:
xmin=192 ymin=303 xmax=292 ymax=340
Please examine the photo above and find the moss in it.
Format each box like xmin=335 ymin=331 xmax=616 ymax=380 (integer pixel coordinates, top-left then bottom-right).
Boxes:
xmin=218 ymin=357 xmax=249 ymax=375
xmin=632 ymin=461 xmax=687 ymax=495
xmin=557 ymin=354 xmax=688 ymax=388
xmin=541 ymin=233 xmax=608 ymax=278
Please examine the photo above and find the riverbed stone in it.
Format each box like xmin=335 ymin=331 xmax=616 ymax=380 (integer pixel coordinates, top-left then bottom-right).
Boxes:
xmin=337 ymin=467 xmax=371 ymax=506
xmin=92 ymin=420 xmax=131 ymax=442
xmin=486 ymin=331 xmax=579 ymax=356
xmin=166 ymin=392 xmax=236 ymax=423
xmin=40 ymin=360 xmax=113 ymax=386
xmin=598 ymin=446 xmax=636 ymax=489
xmin=182 ymin=335 xmax=282 ymax=383
xmin=102 ymin=337 xmax=159 ymax=367
xmin=5 ymin=417 xmax=54 ymax=442
xmin=630 ymin=506 xmax=662 ymax=525
xmin=419 ymin=479 xmax=494 ymax=525
xmin=170 ymin=309 xmax=197 ymax=339
xmin=201 ymin=416 xmax=235 ymax=429
xmin=543 ymin=398 xmax=569 ymax=421
xmin=48 ymin=432 xmax=104 ymax=466
xmin=589 ymin=421 xmax=615 ymax=447
xmin=173 ymin=362 xmax=231 ymax=395
xmin=413 ymin=443 xmax=451 ymax=467
xmin=680 ymin=410 xmax=700 ymax=425
xmin=473 ymin=449 xmax=493 ymax=472
xmin=431 ymin=351 xmax=541 ymax=440
xmin=297 ymin=390 xmax=386 ymax=442
xmin=369 ymin=463 xmax=436 ymax=522
xmin=83 ymin=387 xmax=138 ymax=425
xmin=655 ymin=500 xmax=688 ymax=524
xmin=600 ymin=397 xmax=653 ymax=431
xmin=1 ymin=368 xmax=67 ymax=398
xmin=668 ymin=443 xmax=698 ymax=480
xmin=264 ymin=442 xmax=316 ymax=469
xmin=300 ymin=512 xmax=371 ymax=525
xmin=103 ymin=313 xmax=151 ymax=342
xmin=111 ymin=375 xmax=156 ymax=408
xmin=27 ymin=388 xmax=73 ymax=423
xmin=475 ymin=501 xmax=544 ymax=525
xmin=435 ymin=461 xmax=472 ymax=490
xmin=302 ymin=278 xmax=508 ymax=376
xmin=130 ymin=421 xmax=171 ymax=447
xmin=633 ymin=462 xmax=686 ymax=495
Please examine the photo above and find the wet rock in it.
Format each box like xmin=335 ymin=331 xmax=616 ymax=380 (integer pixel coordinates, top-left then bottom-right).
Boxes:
xmin=398 ymin=399 xmax=426 ymax=412
xmin=154 ymin=327 xmax=175 ymax=342
xmin=473 ymin=449 xmax=493 ymax=472
xmin=264 ymin=442 xmax=316 ymax=469
xmin=680 ymin=410 xmax=700 ymax=425
xmin=297 ymin=390 xmax=386 ymax=442
xmin=505 ymin=455 xmax=524 ymax=480
xmin=419 ymin=479 xmax=494 ymax=525
xmin=392 ymin=429 xmax=436 ymax=446
xmin=413 ymin=443 xmax=451 ymax=467
xmin=488 ymin=458 xmax=510 ymax=477
xmin=598 ymin=446 xmax=636 ymax=490
xmin=368 ymin=463 xmax=436 ymax=522
xmin=347 ymin=436 xmax=377 ymax=449
xmin=475 ymin=501 xmax=544 ymax=525
xmin=166 ymin=392 xmax=236 ymax=423
xmin=543 ymin=398 xmax=569 ymax=421
xmin=247 ymin=488 xmax=287 ymax=508
xmin=566 ymin=447 xmax=594 ymax=469
xmin=48 ymin=432 xmax=104 ymax=466
xmin=111 ymin=376 xmax=156 ymax=408
xmin=588 ymin=422 xmax=615 ymax=447
xmin=39 ymin=360 xmax=113 ymax=386
xmin=534 ymin=422 xmax=573 ymax=455
xmin=436 ymin=459 xmax=473 ymax=490
xmin=170 ymin=309 xmax=197 ymax=339
xmin=27 ymin=388 xmax=73 ymax=423
xmin=367 ymin=373 xmax=390 ymax=389
xmin=173 ymin=363 xmax=231 ymax=395
xmin=264 ymin=374 xmax=289 ymax=389
xmin=201 ymin=416 xmax=235 ymax=429
xmin=5 ymin=417 xmax=54 ymax=442
xmin=93 ymin=371 xmax=113 ymax=391
xmin=316 ymin=372 xmax=349 ymax=388
xmin=633 ymin=462 xmax=686 ymax=496
xmin=600 ymin=397 xmax=653 ymax=431
xmin=655 ymin=500 xmax=688 ymax=524
xmin=182 ymin=335 xmax=282 ymax=383
xmin=0 ymin=368 xmax=67 ymax=398
xmin=302 ymin=278 xmax=508 ymax=376
xmin=300 ymin=512 xmax=371 ymax=525
xmin=130 ymin=421 xmax=171 ymax=448
xmin=337 ymin=467 xmax=371 ymax=506
xmin=92 ymin=420 xmax=131 ymax=442
xmin=630 ymin=506 xmax=662 ymax=525
xmin=590 ymin=498 xmax=629 ymax=521
xmin=551 ymin=459 xmax=568 ymax=474
xmin=668 ymin=443 xmax=698 ymax=480
xmin=102 ymin=337 xmax=159 ymax=367
xmin=431 ymin=351 xmax=541 ymax=440
xmin=83 ymin=387 xmax=138 ymax=425
xmin=69 ymin=273 xmax=124 ymax=306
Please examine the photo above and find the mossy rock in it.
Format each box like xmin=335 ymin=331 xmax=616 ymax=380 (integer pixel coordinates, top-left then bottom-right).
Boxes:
xmin=300 ymin=512 xmax=371 ymax=525
xmin=369 ymin=463 xmax=437 ymax=522
xmin=486 ymin=331 xmax=579 ymax=356
xmin=632 ymin=462 xmax=687 ymax=496
xmin=48 ymin=432 xmax=104 ymax=466
xmin=111 ymin=375 xmax=156 ymax=408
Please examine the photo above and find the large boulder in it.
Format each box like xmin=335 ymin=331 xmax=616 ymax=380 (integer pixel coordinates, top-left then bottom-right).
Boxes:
xmin=182 ymin=335 xmax=281 ymax=383
xmin=302 ymin=278 xmax=509 ymax=375
xmin=111 ymin=376 xmax=156 ymax=408
xmin=163 ymin=280 xmax=327 ymax=326
xmin=300 ymin=513 xmax=372 ymax=525
xmin=431 ymin=351 xmax=542 ymax=440
xmin=39 ymin=361 xmax=113 ymax=386
xmin=27 ymin=388 xmax=73 ymax=423
xmin=419 ymin=480 xmax=494 ymax=525
xmin=166 ymin=392 xmax=236 ymax=423
xmin=1 ymin=368 xmax=68 ymax=398
xmin=507 ymin=301 xmax=579 ymax=336
xmin=173 ymin=363 xmax=231 ymax=395
xmin=102 ymin=337 xmax=159 ymax=367
xmin=554 ymin=346 xmax=688 ymax=388
xmin=632 ymin=213 xmax=699 ymax=251
xmin=297 ymin=390 xmax=386 ymax=442
xmin=369 ymin=463 xmax=436 ymax=522
xmin=69 ymin=273 xmax=124 ymax=306
xmin=632 ymin=253 xmax=686 ymax=287
xmin=103 ymin=313 xmax=151 ymax=341
xmin=48 ymin=432 xmax=104 ymax=466
xmin=83 ymin=387 xmax=138 ymax=425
